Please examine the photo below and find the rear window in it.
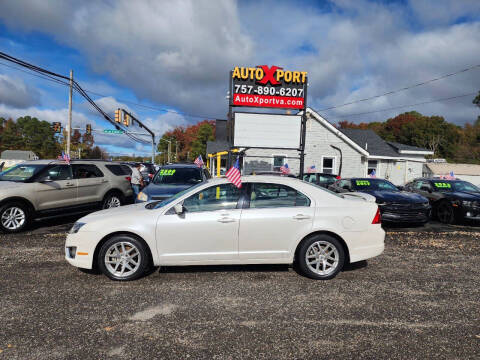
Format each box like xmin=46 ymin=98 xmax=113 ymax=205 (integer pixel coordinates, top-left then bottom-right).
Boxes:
xmin=105 ymin=164 xmax=130 ymax=176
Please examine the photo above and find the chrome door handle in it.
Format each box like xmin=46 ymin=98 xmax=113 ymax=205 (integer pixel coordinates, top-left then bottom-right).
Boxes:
xmin=292 ymin=214 xmax=311 ymax=220
xmin=65 ymin=183 xmax=75 ymax=187
xmin=217 ymin=217 xmax=236 ymax=223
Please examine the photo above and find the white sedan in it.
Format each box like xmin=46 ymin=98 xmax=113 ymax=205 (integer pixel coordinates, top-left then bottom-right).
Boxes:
xmin=65 ymin=176 xmax=384 ymax=281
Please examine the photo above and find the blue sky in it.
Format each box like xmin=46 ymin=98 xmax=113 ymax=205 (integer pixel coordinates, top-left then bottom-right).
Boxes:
xmin=0 ymin=0 xmax=479 ymax=156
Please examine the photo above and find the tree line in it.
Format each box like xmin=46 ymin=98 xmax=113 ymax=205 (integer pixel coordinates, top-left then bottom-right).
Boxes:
xmin=337 ymin=92 xmax=480 ymax=164
xmin=0 ymin=116 xmax=106 ymax=159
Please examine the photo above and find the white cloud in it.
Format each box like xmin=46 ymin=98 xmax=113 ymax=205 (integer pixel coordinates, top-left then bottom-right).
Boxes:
xmin=0 ymin=74 xmax=41 ymax=108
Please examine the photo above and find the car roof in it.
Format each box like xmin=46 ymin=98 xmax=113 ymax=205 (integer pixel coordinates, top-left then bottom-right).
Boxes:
xmin=160 ymin=163 xmax=201 ymax=169
xmin=304 ymin=172 xmax=338 ymax=176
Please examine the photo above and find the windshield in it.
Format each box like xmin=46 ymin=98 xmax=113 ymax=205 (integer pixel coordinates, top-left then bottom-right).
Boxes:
xmin=0 ymin=164 xmax=45 ymax=182
xmin=353 ymin=179 xmax=398 ymax=191
xmin=153 ymin=168 xmax=202 ymax=185
xmin=433 ymin=181 xmax=480 ymax=192
xmin=147 ymin=182 xmax=205 ymax=209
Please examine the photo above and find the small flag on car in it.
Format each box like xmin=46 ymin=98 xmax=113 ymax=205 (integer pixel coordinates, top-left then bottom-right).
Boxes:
xmin=280 ymin=163 xmax=290 ymax=174
xmin=369 ymin=169 xmax=376 ymax=178
xmin=226 ymin=158 xmax=242 ymax=188
xmin=58 ymin=151 xmax=70 ymax=164
xmin=307 ymin=165 xmax=316 ymax=173
xmin=194 ymin=155 xmax=204 ymax=168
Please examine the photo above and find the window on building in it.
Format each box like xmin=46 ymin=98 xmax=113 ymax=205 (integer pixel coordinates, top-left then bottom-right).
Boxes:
xmin=322 ymin=157 xmax=335 ymax=174
xmin=367 ymin=160 xmax=378 ymax=176
xmin=273 ymin=156 xmax=286 ymax=171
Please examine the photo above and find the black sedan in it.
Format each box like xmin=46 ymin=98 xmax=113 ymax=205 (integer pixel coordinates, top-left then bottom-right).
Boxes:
xmin=303 ymin=172 xmax=340 ymax=189
xmin=329 ymin=178 xmax=431 ymax=224
xmin=404 ymin=178 xmax=480 ymax=224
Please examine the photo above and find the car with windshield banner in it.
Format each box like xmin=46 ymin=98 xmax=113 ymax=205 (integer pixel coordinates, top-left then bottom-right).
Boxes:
xmin=329 ymin=178 xmax=431 ymax=224
xmin=404 ymin=178 xmax=480 ymax=224
xmin=65 ymin=176 xmax=384 ymax=281
xmin=0 ymin=160 xmax=133 ymax=233
xmin=136 ymin=163 xmax=211 ymax=203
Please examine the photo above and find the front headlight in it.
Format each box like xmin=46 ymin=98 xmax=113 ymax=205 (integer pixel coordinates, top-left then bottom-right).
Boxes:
xmin=462 ymin=201 xmax=473 ymax=207
xmin=69 ymin=222 xmax=86 ymax=234
xmin=137 ymin=191 xmax=148 ymax=202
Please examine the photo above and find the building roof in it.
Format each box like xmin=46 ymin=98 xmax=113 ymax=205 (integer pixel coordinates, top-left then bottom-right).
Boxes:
xmin=425 ymin=163 xmax=480 ymax=176
xmin=1 ymin=150 xmax=38 ymax=160
xmin=206 ymin=140 xmax=230 ymax=155
xmin=339 ymin=129 xmax=400 ymax=157
xmin=387 ymin=141 xmax=432 ymax=154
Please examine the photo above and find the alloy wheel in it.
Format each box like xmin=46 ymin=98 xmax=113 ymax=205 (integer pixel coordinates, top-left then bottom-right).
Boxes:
xmin=104 ymin=241 xmax=141 ymax=278
xmin=105 ymin=196 xmax=121 ymax=209
xmin=305 ymin=241 xmax=339 ymax=276
xmin=1 ymin=206 xmax=26 ymax=230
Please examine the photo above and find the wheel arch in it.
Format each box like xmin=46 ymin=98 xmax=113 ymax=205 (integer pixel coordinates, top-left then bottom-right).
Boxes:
xmin=102 ymin=188 xmax=125 ymax=200
xmin=293 ymin=230 xmax=350 ymax=265
xmin=0 ymin=197 xmax=35 ymax=215
xmin=92 ymin=231 xmax=154 ymax=270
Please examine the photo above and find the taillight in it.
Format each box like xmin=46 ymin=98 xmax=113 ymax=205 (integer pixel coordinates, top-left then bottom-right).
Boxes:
xmin=372 ymin=207 xmax=381 ymax=224
xmin=336 ymin=176 xmax=341 ymax=179
xmin=148 ymin=173 xmax=153 ymax=178
xmin=125 ymin=176 xmax=131 ymax=182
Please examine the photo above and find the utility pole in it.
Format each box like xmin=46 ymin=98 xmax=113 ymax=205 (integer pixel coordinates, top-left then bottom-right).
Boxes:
xmin=175 ymin=142 xmax=178 ymax=162
xmin=167 ymin=141 xmax=171 ymax=163
xmin=66 ymin=70 xmax=73 ymax=158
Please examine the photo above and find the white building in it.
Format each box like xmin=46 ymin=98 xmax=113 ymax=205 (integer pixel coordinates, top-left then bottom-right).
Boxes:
xmin=207 ymin=108 xmax=433 ymax=185
xmin=423 ymin=163 xmax=480 ymax=186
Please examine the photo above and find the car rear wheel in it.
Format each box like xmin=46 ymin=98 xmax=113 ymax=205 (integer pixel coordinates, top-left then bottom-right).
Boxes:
xmin=98 ymin=235 xmax=149 ymax=281
xmin=435 ymin=201 xmax=455 ymax=224
xmin=297 ymin=234 xmax=345 ymax=280
xmin=0 ymin=202 xmax=29 ymax=233
xmin=102 ymin=193 xmax=123 ymax=209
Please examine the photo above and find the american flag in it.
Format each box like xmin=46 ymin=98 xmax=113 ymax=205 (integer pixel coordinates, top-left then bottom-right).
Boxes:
xmin=194 ymin=155 xmax=204 ymax=168
xmin=307 ymin=165 xmax=316 ymax=173
xmin=58 ymin=151 xmax=70 ymax=164
xmin=442 ymin=171 xmax=455 ymax=180
xmin=226 ymin=158 xmax=242 ymax=188
xmin=369 ymin=169 xmax=376 ymax=178
xmin=280 ymin=163 xmax=290 ymax=174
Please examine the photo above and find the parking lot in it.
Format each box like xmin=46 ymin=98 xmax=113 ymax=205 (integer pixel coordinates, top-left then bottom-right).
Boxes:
xmin=0 ymin=218 xmax=479 ymax=359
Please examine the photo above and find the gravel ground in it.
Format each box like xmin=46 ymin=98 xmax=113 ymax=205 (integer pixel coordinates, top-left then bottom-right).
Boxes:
xmin=0 ymin=218 xmax=479 ymax=359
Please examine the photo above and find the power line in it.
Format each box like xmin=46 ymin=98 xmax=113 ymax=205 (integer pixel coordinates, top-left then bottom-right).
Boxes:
xmin=323 ymin=92 xmax=477 ymax=120
xmin=318 ymin=64 xmax=480 ymax=111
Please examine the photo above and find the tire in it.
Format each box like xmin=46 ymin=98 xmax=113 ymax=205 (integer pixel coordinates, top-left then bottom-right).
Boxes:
xmin=98 ymin=235 xmax=150 ymax=281
xmin=102 ymin=192 xmax=123 ymax=209
xmin=435 ymin=201 xmax=455 ymax=224
xmin=297 ymin=234 xmax=345 ymax=280
xmin=0 ymin=202 xmax=29 ymax=233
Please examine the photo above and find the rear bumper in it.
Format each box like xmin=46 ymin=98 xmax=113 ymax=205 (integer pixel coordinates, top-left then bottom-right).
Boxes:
xmin=342 ymin=225 xmax=385 ymax=263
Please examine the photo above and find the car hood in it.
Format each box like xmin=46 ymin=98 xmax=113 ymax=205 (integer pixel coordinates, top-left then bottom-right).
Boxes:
xmin=446 ymin=191 xmax=480 ymax=201
xmin=79 ymin=203 xmax=147 ymax=222
xmin=142 ymin=183 xmax=193 ymax=197
xmin=0 ymin=181 xmax=27 ymax=190
xmin=357 ymin=190 xmax=428 ymax=204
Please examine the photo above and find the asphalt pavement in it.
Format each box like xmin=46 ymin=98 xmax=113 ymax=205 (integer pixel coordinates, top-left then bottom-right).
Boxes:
xmin=0 ymin=219 xmax=479 ymax=359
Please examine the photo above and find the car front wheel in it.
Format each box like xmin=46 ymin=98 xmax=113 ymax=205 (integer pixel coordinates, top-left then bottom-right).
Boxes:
xmin=0 ymin=202 xmax=29 ymax=233
xmin=297 ymin=234 xmax=345 ymax=280
xmin=435 ymin=201 xmax=455 ymax=224
xmin=98 ymin=235 xmax=149 ymax=281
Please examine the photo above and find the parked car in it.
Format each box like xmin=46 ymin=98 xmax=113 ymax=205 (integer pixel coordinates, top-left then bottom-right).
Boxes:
xmin=65 ymin=175 xmax=384 ymax=281
xmin=329 ymin=178 xmax=431 ymax=224
xmin=303 ymin=173 xmax=340 ymax=188
xmin=136 ymin=163 xmax=211 ymax=203
xmin=404 ymin=178 xmax=480 ymax=224
xmin=0 ymin=160 xmax=133 ymax=233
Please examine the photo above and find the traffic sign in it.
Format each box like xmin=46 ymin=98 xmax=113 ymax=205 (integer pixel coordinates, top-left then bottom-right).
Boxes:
xmin=103 ymin=129 xmax=124 ymax=134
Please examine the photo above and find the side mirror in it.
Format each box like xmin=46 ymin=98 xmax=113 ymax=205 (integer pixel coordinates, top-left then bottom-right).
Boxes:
xmin=173 ymin=203 xmax=184 ymax=215
xmin=40 ymin=176 xmax=53 ymax=183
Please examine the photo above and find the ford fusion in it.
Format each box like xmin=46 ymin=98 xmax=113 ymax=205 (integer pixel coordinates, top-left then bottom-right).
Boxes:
xmin=65 ymin=176 xmax=384 ymax=281
xmin=329 ymin=178 xmax=431 ymax=224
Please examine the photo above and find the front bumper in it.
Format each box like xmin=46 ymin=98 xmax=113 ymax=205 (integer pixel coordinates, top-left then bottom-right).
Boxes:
xmin=379 ymin=204 xmax=431 ymax=223
xmin=65 ymin=232 xmax=97 ymax=269
xmin=462 ymin=205 xmax=480 ymax=221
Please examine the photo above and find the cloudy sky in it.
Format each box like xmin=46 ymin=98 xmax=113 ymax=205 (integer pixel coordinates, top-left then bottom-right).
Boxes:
xmin=0 ymin=0 xmax=479 ymax=155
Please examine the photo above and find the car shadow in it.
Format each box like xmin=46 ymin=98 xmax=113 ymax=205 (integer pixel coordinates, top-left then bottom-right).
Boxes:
xmin=29 ymin=214 xmax=84 ymax=234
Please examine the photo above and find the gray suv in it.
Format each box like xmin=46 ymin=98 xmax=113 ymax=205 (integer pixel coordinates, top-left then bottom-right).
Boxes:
xmin=0 ymin=160 xmax=133 ymax=233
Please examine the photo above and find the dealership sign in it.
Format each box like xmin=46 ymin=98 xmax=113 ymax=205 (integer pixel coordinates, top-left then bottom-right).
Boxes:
xmin=231 ymin=65 xmax=307 ymax=109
